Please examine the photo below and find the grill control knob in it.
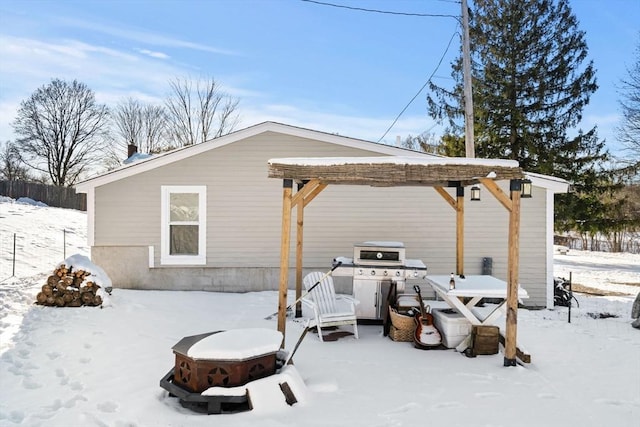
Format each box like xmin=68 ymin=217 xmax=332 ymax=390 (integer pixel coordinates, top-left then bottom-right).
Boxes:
xmin=383 ymin=270 xmax=388 ymax=276
xmin=358 ymin=269 xmax=363 ymax=275
xmin=395 ymin=271 xmax=401 ymax=277
xmin=370 ymin=270 xmax=376 ymax=276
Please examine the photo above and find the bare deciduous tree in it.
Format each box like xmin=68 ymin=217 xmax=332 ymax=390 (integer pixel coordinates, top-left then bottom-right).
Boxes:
xmin=114 ymin=98 xmax=144 ymax=148
xmin=106 ymin=98 xmax=169 ymax=168
xmin=0 ymin=141 xmax=31 ymax=181
xmin=12 ymin=79 xmax=109 ymax=186
xmin=165 ymin=77 xmax=240 ymax=147
xmin=617 ymin=36 xmax=640 ymax=168
xmin=141 ymin=104 xmax=170 ymax=153
xmin=401 ymin=132 xmax=445 ymax=155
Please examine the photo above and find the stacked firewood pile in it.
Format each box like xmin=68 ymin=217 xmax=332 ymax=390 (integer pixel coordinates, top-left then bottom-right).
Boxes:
xmin=36 ymin=264 xmax=104 ymax=307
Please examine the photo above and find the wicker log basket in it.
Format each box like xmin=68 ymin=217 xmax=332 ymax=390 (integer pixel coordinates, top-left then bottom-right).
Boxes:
xmin=389 ymin=308 xmax=416 ymax=342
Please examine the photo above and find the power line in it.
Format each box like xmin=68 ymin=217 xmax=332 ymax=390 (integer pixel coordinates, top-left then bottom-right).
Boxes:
xmin=299 ymin=0 xmax=463 ymax=142
xmin=301 ymin=0 xmax=459 ymax=20
xmin=377 ymin=28 xmax=459 ymax=143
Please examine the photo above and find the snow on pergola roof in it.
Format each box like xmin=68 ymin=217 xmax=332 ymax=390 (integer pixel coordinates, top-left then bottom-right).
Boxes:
xmin=268 ymin=156 xmax=525 ymax=187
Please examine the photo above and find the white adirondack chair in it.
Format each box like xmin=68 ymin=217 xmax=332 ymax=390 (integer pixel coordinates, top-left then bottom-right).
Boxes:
xmin=302 ymin=272 xmax=359 ymax=342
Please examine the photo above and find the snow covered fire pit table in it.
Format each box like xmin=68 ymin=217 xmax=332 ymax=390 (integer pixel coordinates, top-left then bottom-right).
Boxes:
xmin=160 ymin=328 xmax=293 ymax=414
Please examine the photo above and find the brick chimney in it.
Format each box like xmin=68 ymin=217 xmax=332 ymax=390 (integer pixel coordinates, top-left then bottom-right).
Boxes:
xmin=127 ymin=144 xmax=138 ymax=158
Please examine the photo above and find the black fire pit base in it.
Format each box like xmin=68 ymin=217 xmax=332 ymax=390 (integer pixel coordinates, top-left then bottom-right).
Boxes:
xmin=160 ymin=368 xmax=251 ymax=414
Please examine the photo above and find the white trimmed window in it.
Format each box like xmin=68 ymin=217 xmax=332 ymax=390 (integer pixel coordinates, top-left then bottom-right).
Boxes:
xmin=161 ymin=186 xmax=206 ymax=265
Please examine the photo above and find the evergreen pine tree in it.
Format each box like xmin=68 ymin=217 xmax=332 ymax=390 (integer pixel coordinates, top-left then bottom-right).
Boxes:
xmin=427 ymin=0 xmax=612 ymax=233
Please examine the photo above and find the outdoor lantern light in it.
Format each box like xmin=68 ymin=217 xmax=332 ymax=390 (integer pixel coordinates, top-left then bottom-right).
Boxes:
xmin=521 ymin=179 xmax=532 ymax=198
xmin=470 ymin=185 xmax=481 ymax=201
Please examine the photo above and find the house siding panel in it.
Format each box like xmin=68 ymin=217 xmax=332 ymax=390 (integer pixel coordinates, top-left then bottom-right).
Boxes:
xmin=91 ymin=130 xmax=549 ymax=307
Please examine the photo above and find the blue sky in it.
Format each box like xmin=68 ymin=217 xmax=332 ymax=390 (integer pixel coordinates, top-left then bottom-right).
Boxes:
xmin=0 ymin=0 xmax=638 ymax=154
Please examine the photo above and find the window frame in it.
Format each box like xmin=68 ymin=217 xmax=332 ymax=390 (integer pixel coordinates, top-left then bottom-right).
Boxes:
xmin=160 ymin=185 xmax=207 ymax=265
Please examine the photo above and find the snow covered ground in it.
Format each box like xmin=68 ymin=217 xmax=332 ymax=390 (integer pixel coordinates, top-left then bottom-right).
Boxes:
xmin=0 ymin=197 xmax=639 ymax=427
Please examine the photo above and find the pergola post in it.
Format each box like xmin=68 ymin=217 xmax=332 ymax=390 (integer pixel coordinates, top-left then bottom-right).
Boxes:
xmin=295 ymin=182 xmax=305 ymax=318
xmin=434 ymin=185 xmax=464 ymax=275
xmin=456 ymin=186 xmax=465 ymax=276
xmin=504 ymin=180 xmax=522 ymax=366
xmin=478 ymin=177 xmax=522 ymax=366
xmin=277 ymin=179 xmax=293 ymax=344
xmin=276 ymin=179 xmax=328 ymax=336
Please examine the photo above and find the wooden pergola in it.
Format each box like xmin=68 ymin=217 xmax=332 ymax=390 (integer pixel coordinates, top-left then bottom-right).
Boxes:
xmin=268 ymin=156 xmax=526 ymax=367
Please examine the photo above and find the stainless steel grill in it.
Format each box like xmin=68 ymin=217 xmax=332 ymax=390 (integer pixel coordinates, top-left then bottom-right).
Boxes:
xmin=333 ymin=242 xmax=427 ymax=320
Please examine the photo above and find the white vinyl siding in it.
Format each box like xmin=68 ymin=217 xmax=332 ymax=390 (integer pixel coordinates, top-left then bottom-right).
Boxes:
xmin=89 ymin=130 xmax=552 ymax=306
xmin=160 ymin=185 xmax=206 ymax=265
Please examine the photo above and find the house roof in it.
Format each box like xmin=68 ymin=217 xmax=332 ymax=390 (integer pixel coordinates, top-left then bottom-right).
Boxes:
xmin=75 ymin=121 xmax=569 ymax=193
xmin=75 ymin=121 xmax=434 ymax=192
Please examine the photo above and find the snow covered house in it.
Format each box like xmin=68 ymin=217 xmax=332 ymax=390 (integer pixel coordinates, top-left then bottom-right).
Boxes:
xmin=75 ymin=122 xmax=568 ymax=308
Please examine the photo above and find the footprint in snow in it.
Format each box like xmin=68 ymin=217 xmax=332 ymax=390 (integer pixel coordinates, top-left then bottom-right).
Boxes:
xmin=537 ymin=393 xmax=558 ymax=400
xmin=65 ymin=395 xmax=88 ymax=408
xmin=47 ymin=351 xmax=61 ymax=360
xmin=97 ymin=401 xmax=118 ymax=413
xmin=475 ymin=391 xmax=502 ymax=399
xmin=22 ymin=377 xmax=42 ymax=389
xmin=9 ymin=410 xmax=25 ymax=423
xmin=432 ymin=401 xmax=464 ymax=409
xmin=380 ymin=402 xmax=420 ymax=416
xmin=594 ymin=398 xmax=626 ymax=406
xmin=48 ymin=399 xmax=63 ymax=410
xmin=79 ymin=357 xmax=91 ymax=364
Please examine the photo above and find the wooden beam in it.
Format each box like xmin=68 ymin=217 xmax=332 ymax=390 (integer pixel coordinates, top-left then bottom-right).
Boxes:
xmin=290 ymin=179 xmax=327 ymax=318
xmin=504 ymin=182 xmax=521 ymax=366
xmin=434 ymin=186 xmax=456 ymax=210
xmin=295 ymin=185 xmax=304 ymax=318
xmin=277 ymin=180 xmax=293 ymax=345
xmin=479 ymin=178 xmax=524 ymax=367
xmin=456 ymin=188 xmax=464 ymax=276
xmin=291 ymin=179 xmax=325 ymax=207
xmin=498 ymin=333 xmax=531 ymax=364
xmin=434 ymin=185 xmax=465 ymax=276
xmin=302 ymin=180 xmax=327 ymax=208
xmin=479 ymin=178 xmax=512 ymax=211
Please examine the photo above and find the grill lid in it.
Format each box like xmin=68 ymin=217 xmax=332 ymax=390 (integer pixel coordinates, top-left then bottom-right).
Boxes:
xmin=353 ymin=241 xmax=405 ymax=265
xmin=358 ymin=250 xmax=401 ymax=262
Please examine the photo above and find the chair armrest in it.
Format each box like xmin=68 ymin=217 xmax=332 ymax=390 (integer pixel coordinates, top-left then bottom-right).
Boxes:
xmin=301 ymin=296 xmax=320 ymax=315
xmin=336 ymin=295 xmax=359 ymax=306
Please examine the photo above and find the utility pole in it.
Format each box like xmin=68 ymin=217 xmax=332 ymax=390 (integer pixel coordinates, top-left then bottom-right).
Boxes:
xmin=462 ymin=0 xmax=475 ymax=158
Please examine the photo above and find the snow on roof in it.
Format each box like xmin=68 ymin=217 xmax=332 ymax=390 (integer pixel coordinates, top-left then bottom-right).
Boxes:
xmin=187 ymin=328 xmax=283 ymax=360
xmin=123 ymin=152 xmax=154 ymax=165
xmin=267 ymin=156 xmax=520 ymax=168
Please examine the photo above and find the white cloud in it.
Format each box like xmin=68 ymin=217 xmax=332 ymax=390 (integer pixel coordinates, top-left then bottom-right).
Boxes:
xmin=0 ymin=35 xmax=184 ymax=141
xmin=0 ymin=33 xmax=436 ymax=147
xmin=239 ymin=104 xmax=440 ymax=145
xmin=58 ymin=17 xmax=241 ymax=56
xmin=136 ymin=48 xmax=170 ymax=59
